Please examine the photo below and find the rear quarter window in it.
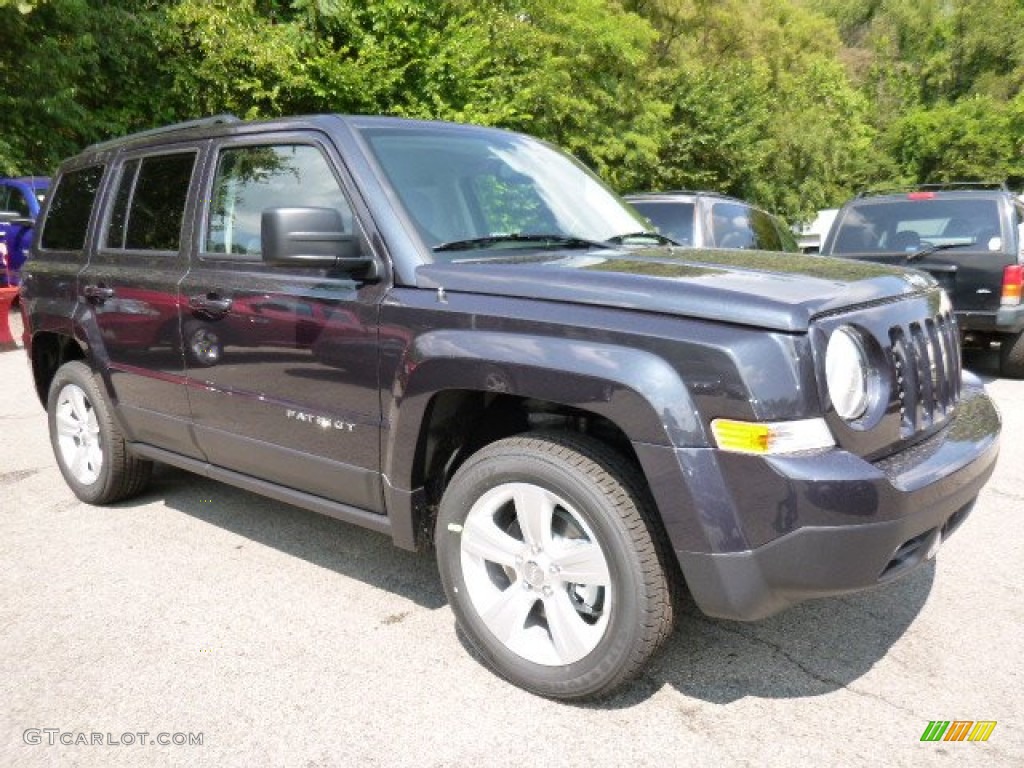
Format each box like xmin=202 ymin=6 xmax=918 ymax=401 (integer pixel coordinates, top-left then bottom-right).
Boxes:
xmin=40 ymin=165 xmax=105 ymax=251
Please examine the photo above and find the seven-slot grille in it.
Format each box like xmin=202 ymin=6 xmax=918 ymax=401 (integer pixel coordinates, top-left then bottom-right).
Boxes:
xmin=889 ymin=311 xmax=961 ymax=437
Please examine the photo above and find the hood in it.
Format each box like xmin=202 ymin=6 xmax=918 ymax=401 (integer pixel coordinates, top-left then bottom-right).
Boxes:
xmin=415 ymin=247 xmax=935 ymax=332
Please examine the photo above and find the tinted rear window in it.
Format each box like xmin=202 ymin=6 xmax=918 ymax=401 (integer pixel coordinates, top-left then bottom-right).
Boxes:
xmin=123 ymin=153 xmax=196 ymax=251
xmin=831 ymin=198 xmax=1003 ymax=254
xmin=40 ymin=165 xmax=104 ymax=251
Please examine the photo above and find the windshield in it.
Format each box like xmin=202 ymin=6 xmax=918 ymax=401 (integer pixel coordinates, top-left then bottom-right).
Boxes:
xmin=831 ymin=198 xmax=1003 ymax=254
xmin=358 ymin=125 xmax=647 ymax=261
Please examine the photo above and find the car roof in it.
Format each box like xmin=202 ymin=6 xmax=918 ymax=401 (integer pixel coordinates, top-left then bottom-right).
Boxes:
xmin=0 ymin=176 xmax=49 ymax=187
xmin=625 ymin=191 xmax=751 ymax=205
xmin=65 ymin=114 xmax=542 ymax=167
xmin=843 ymin=188 xmax=1015 ymax=206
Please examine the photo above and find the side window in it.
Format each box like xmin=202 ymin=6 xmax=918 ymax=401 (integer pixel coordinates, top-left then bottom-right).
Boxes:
xmin=105 ymin=158 xmax=141 ymax=249
xmin=205 ymin=144 xmax=351 ymax=258
xmin=711 ymin=202 xmax=755 ymax=249
xmin=749 ymin=209 xmax=782 ymax=251
xmin=0 ymin=187 xmax=9 ymax=211
xmin=122 ymin=153 xmax=196 ymax=251
xmin=40 ymin=165 xmax=105 ymax=251
xmin=8 ymin=189 xmax=31 ymax=217
xmin=633 ymin=202 xmax=695 ymax=246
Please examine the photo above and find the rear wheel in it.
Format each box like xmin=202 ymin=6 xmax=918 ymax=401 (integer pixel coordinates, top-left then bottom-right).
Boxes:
xmin=436 ymin=432 xmax=676 ymax=700
xmin=1000 ymin=330 xmax=1024 ymax=378
xmin=48 ymin=361 xmax=152 ymax=504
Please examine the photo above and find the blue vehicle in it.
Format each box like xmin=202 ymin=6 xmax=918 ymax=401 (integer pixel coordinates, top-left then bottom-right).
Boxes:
xmin=0 ymin=176 xmax=49 ymax=286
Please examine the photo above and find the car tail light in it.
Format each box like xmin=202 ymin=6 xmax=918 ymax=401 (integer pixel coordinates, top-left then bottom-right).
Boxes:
xmin=907 ymin=191 xmax=936 ymax=200
xmin=1002 ymin=265 xmax=1023 ymax=306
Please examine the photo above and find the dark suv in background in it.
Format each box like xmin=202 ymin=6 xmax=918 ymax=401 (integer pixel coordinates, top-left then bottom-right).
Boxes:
xmin=821 ymin=185 xmax=1024 ymax=377
xmin=19 ymin=116 xmax=1000 ymax=700
xmin=626 ymin=191 xmax=799 ymax=252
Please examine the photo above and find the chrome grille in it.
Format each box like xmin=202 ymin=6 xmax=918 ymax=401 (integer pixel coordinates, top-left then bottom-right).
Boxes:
xmin=889 ymin=312 xmax=960 ymax=437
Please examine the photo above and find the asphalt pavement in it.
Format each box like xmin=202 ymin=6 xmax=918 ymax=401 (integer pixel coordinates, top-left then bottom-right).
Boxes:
xmin=1 ymin=305 xmax=1022 ymax=767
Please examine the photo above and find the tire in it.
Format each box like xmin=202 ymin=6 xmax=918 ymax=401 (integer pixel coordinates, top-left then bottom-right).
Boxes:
xmin=999 ymin=330 xmax=1024 ymax=379
xmin=47 ymin=361 xmax=153 ymax=504
xmin=436 ymin=431 xmax=677 ymax=700
xmin=184 ymin=321 xmax=222 ymax=367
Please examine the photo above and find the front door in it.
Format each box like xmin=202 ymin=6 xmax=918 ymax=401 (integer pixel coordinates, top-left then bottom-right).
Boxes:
xmin=181 ymin=135 xmax=386 ymax=512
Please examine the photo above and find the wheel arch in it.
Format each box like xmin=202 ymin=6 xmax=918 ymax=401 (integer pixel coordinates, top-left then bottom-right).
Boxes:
xmin=381 ymin=330 xmax=706 ymax=549
xmin=29 ymin=330 xmax=86 ymax=407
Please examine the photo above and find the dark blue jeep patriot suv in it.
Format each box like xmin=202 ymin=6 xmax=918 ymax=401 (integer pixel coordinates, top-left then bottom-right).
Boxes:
xmin=19 ymin=115 xmax=1001 ymax=699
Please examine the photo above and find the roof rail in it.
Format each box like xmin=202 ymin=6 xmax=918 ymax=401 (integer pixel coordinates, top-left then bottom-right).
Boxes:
xmin=85 ymin=114 xmax=240 ymax=153
xmin=855 ymin=181 xmax=1009 ymax=198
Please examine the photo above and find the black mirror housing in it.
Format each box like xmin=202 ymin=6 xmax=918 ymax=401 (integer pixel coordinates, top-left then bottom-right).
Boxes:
xmin=261 ymin=207 xmax=377 ymax=278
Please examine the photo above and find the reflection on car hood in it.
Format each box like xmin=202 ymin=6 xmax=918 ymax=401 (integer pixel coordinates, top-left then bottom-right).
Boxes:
xmin=415 ymin=247 xmax=935 ymax=332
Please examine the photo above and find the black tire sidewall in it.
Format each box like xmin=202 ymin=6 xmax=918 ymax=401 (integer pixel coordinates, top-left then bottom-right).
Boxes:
xmin=437 ymin=440 xmax=652 ymax=698
xmin=1000 ymin=330 xmax=1024 ymax=378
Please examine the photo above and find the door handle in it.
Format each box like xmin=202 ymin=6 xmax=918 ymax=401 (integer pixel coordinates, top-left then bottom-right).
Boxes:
xmin=188 ymin=293 xmax=233 ymax=314
xmin=83 ymin=284 xmax=115 ymax=301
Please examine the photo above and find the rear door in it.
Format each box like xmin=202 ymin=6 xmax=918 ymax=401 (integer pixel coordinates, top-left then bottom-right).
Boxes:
xmin=78 ymin=145 xmax=203 ymax=457
xmin=180 ymin=132 xmax=388 ymax=512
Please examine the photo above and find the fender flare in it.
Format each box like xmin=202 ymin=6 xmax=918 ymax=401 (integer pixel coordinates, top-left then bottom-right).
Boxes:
xmin=382 ymin=329 xmax=707 ymax=491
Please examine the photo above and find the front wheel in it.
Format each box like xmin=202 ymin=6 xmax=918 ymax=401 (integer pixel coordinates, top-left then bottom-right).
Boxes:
xmin=48 ymin=361 xmax=153 ymax=504
xmin=436 ymin=432 xmax=677 ymax=700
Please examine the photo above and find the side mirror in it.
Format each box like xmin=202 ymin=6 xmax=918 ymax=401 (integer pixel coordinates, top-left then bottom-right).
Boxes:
xmin=261 ymin=207 xmax=378 ymax=278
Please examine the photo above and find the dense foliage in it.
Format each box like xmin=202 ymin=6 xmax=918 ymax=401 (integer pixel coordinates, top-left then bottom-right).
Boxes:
xmin=1 ymin=0 xmax=1022 ymax=222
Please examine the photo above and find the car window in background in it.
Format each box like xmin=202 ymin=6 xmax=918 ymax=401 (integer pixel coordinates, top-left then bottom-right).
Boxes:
xmin=710 ymin=202 xmax=757 ymax=249
xmin=4 ymin=189 xmax=31 ymax=217
xmin=205 ymin=144 xmax=351 ymax=259
xmin=831 ymin=198 xmax=1003 ymax=253
xmin=777 ymin=221 xmax=799 ymax=252
xmin=39 ymin=165 xmax=105 ymax=251
xmin=749 ymin=208 xmax=784 ymax=251
xmin=631 ymin=200 xmax=695 ymax=245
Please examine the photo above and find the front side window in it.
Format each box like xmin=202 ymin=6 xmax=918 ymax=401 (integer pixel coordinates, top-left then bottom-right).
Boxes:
xmin=205 ymin=144 xmax=351 ymax=258
xmin=40 ymin=165 xmax=105 ymax=251
xmin=631 ymin=201 xmax=695 ymax=246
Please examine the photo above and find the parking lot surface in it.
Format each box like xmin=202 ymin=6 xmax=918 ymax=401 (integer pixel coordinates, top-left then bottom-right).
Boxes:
xmin=1 ymin=306 xmax=1022 ymax=767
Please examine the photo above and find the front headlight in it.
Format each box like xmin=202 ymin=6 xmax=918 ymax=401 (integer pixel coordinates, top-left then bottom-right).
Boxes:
xmin=825 ymin=326 xmax=872 ymax=421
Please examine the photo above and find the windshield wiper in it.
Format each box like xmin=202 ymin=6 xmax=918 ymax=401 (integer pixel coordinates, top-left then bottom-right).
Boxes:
xmin=907 ymin=242 xmax=972 ymax=262
xmin=433 ymin=233 xmax=608 ymax=252
xmin=605 ymin=231 xmax=678 ymax=246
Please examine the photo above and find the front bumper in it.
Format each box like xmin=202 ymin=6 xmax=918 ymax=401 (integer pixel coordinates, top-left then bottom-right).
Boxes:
xmin=669 ymin=384 xmax=1001 ymax=621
